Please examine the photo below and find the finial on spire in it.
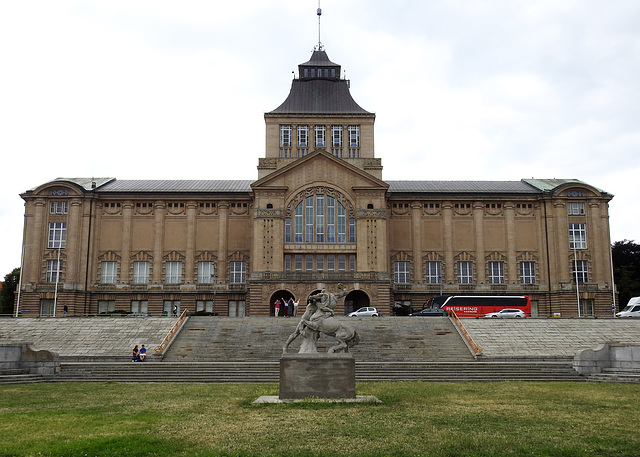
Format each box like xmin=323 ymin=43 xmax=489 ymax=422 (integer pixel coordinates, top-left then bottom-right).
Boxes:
xmin=315 ymin=0 xmax=324 ymax=51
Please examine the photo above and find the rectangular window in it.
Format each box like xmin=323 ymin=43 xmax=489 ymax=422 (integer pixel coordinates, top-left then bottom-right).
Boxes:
xmin=316 ymin=195 xmax=324 ymax=242
xmin=331 ymin=125 xmax=342 ymax=146
xmin=98 ymin=300 xmax=115 ymax=314
xmin=572 ymin=260 xmax=588 ymax=283
xmin=40 ymin=299 xmax=55 ymax=317
xmin=50 ymin=201 xmax=68 ymax=214
xmin=48 ymin=222 xmax=66 ymax=249
xmin=488 ymin=261 xmax=505 ymax=284
xmin=425 ymin=261 xmax=442 ymax=284
xmin=569 ymin=223 xmax=587 ymax=249
xmin=349 ymin=254 xmax=356 ymax=272
xmin=229 ymin=261 xmax=246 ymax=284
xmin=284 ymin=255 xmax=291 ymax=271
xmin=101 ymin=261 xmax=118 ymax=284
xmin=457 ymin=261 xmax=473 ymax=284
xmin=131 ymin=300 xmax=148 ymax=314
xmin=166 ymin=261 xmax=182 ymax=284
xmin=305 ymin=255 xmax=314 ymax=271
xmin=316 ymin=255 xmax=324 ymax=271
xmin=196 ymin=300 xmax=213 ymax=313
xmin=285 ymin=217 xmax=291 ymax=243
xmin=280 ymin=125 xmax=291 ymax=147
xmin=567 ymin=202 xmax=585 ymax=215
xmin=294 ymin=255 xmax=303 ymax=271
xmin=305 ymin=196 xmax=314 ymax=243
xmin=520 ymin=261 xmax=536 ymax=284
xmin=294 ymin=204 xmax=303 ymax=242
xmin=46 ymin=259 xmax=62 ymax=283
xmin=338 ymin=255 xmax=346 ymax=271
xmin=164 ymin=300 xmax=180 ymax=316
xmin=327 ymin=255 xmax=335 ymax=271
xmin=315 ymin=125 xmax=326 ymax=147
xmin=198 ymin=261 xmax=215 ymax=283
xmin=326 ymin=197 xmax=335 ymax=243
xmin=297 ymin=125 xmax=308 ymax=147
xmin=394 ymin=261 xmax=410 ymax=284
xmin=579 ymin=299 xmax=594 ymax=317
xmin=349 ymin=218 xmax=355 ymax=243
xmin=133 ymin=261 xmax=150 ymax=284
xmin=348 ymin=125 xmax=360 ymax=147
xmin=337 ymin=204 xmax=346 ymax=243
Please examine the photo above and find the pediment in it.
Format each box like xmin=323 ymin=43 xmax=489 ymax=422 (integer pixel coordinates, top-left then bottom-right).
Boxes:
xmin=251 ymin=150 xmax=388 ymax=196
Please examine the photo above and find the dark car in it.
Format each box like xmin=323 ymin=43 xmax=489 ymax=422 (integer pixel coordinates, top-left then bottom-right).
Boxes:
xmin=409 ymin=306 xmax=447 ymax=317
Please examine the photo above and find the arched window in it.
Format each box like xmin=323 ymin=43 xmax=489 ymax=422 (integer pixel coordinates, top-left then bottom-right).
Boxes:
xmin=285 ymin=189 xmax=355 ymax=244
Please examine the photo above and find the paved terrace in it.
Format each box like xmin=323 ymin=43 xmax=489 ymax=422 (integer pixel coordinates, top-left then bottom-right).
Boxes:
xmin=462 ymin=318 xmax=640 ymax=359
xmin=0 ymin=317 xmax=176 ymax=360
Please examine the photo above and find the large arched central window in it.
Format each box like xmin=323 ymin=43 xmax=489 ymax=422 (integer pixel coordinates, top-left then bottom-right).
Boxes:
xmin=285 ymin=187 xmax=355 ymax=244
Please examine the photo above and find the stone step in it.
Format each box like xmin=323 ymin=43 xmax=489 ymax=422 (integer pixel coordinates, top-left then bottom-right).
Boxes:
xmin=53 ymin=361 xmax=584 ymax=383
xmin=0 ymin=373 xmax=47 ymax=385
xmin=163 ymin=316 xmax=475 ymax=363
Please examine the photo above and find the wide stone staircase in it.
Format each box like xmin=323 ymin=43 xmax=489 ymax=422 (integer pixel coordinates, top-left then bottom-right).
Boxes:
xmin=49 ymin=317 xmax=586 ymax=383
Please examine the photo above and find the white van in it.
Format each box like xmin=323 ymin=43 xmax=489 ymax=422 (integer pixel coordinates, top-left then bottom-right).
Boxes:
xmin=615 ymin=297 xmax=640 ymax=318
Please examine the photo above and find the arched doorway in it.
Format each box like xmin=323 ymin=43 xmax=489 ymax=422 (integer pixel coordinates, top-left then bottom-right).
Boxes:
xmin=270 ymin=290 xmax=294 ymax=317
xmin=344 ymin=290 xmax=370 ymax=315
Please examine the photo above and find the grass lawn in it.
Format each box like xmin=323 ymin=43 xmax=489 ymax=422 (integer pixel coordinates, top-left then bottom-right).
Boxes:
xmin=1 ymin=381 xmax=639 ymax=457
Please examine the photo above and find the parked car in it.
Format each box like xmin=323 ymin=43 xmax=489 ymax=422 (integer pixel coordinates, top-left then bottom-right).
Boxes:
xmin=347 ymin=307 xmax=382 ymax=317
xmin=483 ymin=308 xmax=526 ymax=318
xmin=409 ymin=306 xmax=447 ymax=317
xmin=616 ymin=297 xmax=640 ymax=318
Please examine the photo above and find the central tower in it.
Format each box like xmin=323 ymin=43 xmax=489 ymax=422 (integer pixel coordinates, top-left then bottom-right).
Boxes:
xmin=259 ymin=16 xmax=379 ymax=180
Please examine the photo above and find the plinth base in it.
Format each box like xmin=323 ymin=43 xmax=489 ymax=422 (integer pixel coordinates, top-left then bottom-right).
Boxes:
xmin=279 ymin=353 xmax=355 ymax=400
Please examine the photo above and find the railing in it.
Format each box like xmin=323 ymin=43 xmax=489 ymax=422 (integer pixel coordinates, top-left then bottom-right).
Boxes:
xmin=154 ymin=309 xmax=189 ymax=357
xmin=449 ymin=310 xmax=483 ymax=356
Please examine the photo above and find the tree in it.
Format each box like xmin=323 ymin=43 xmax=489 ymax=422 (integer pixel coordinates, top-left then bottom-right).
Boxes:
xmin=0 ymin=268 xmax=20 ymax=315
xmin=612 ymin=240 xmax=640 ymax=308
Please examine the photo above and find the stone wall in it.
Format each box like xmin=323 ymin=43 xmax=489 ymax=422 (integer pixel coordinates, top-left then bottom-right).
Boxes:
xmin=0 ymin=343 xmax=60 ymax=378
xmin=573 ymin=342 xmax=640 ymax=375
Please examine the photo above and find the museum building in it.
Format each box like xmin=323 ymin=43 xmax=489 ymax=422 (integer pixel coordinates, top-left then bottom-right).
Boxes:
xmin=16 ymin=43 xmax=615 ymax=318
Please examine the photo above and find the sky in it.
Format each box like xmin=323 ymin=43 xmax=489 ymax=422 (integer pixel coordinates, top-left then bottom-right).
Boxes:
xmin=1 ymin=0 xmax=639 ymax=278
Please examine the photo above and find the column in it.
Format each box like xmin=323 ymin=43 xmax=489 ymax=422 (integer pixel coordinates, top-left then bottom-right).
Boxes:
xmin=473 ymin=202 xmax=485 ymax=283
xmin=153 ymin=201 xmax=165 ymax=284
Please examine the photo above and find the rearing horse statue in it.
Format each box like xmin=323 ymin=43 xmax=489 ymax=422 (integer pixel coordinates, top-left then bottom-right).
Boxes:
xmin=282 ymin=284 xmax=360 ymax=354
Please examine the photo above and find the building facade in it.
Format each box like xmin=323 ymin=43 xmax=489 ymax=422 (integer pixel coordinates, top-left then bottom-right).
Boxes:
xmin=16 ymin=47 xmax=615 ymax=318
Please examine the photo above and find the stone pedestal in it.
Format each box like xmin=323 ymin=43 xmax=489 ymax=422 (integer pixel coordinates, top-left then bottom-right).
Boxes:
xmin=279 ymin=353 xmax=356 ymax=400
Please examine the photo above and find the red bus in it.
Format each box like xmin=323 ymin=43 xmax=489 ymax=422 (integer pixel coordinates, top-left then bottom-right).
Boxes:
xmin=426 ymin=295 xmax=531 ymax=318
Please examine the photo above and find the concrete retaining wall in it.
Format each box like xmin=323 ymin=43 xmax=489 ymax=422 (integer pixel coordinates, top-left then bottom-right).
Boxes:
xmin=0 ymin=343 xmax=60 ymax=378
xmin=573 ymin=342 xmax=640 ymax=375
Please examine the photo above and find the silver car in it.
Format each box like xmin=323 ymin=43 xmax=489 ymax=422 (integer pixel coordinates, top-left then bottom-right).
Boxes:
xmin=347 ymin=307 xmax=382 ymax=317
xmin=483 ymin=308 xmax=526 ymax=318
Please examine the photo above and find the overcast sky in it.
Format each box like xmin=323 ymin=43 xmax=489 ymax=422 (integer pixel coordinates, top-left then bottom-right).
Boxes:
xmin=1 ymin=0 xmax=639 ymax=278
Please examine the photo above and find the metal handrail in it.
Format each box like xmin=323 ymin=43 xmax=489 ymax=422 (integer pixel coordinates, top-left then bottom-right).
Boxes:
xmin=449 ymin=310 xmax=483 ymax=356
xmin=154 ymin=309 xmax=189 ymax=356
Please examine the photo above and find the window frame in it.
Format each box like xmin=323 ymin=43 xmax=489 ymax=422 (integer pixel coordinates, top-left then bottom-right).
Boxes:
xmin=488 ymin=261 xmax=505 ymax=284
xmin=48 ymin=222 xmax=66 ymax=249
xmin=394 ymin=261 xmax=410 ymax=284
xmin=425 ymin=261 xmax=442 ymax=284
xmin=101 ymin=261 xmax=118 ymax=284
xmin=457 ymin=261 xmax=473 ymax=284
xmin=569 ymin=223 xmax=587 ymax=249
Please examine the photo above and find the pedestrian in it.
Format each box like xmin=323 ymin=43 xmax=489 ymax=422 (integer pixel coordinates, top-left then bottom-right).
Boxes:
xmin=274 ymin=299 xmax=280 ymax=317
xmin=283 ymin=298 xmax=289 ymax=317
xmin=173 ymin=305 xmax=178 ymax=317
xmin=63 ymin=305 xmax=68 ymax=317
xmin=292 ymin=298 xmax=299 ymax=317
